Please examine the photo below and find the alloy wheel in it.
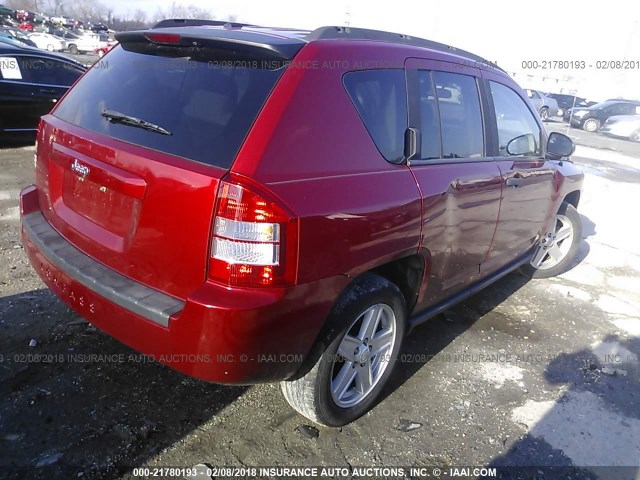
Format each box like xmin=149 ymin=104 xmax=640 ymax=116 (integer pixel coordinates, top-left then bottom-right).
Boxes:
xmin=330 ymin=303 xmax=397 ymax=408
xmin=530 ymin=214 xmax=574 ymax=270
xmin=583 ymin=119 xmax=598 ymax=132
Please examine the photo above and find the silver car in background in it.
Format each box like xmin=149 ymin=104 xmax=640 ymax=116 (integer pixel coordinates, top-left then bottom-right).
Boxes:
xmin=525 ymin=89 xmax=559 ymax=121
xmin=600 ymin=115 xmax=640 ymax=142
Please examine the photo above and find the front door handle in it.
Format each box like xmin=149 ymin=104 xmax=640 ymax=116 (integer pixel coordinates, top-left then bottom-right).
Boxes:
xmin=505 ymin=177 xmax=524 ymax=187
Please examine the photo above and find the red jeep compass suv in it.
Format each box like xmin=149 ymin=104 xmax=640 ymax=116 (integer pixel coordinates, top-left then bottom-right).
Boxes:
xmin=20 ymin=24 xmax=583 ymax=426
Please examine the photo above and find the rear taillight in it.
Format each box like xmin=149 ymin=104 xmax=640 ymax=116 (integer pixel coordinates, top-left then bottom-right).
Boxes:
xmin=209 ymin=178 xmax=298 ymax=287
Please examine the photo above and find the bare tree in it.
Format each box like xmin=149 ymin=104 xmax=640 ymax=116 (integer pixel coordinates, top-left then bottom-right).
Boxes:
xmin=153 ymin=1 xmax=215 ymax=23
xmin=46 ymin=0 xmax=64 ymax=15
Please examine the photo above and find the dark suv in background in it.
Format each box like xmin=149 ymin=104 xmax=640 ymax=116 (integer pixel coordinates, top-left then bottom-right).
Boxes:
xmin=565 ymin=99 xmax=640 ymax=132
xmin=20 ymin=24 xmax=583 ymax=426
xmin=547 ymin=93 xmax=595 ymax=118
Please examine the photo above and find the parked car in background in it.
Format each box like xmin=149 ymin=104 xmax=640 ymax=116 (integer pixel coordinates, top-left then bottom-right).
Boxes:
xmin=1 ymin=16 xmax=17 ymax=27
xmin=0 ymin=4 xmax=14 ymax=18
xmin=525 ymin=89 xmax=558 ymax=120
xmin=0 ymin=33 xmax=25 ymax=47
xmin=18 ymin=21 xmax=34 ymax=32
xmin=52 ymin=29 xmax=80 ymax=41
xmin=0 ymin=27 xmax=37 ymax=47
xmin=565 ymin=100 xmax=640 ymax=132
xmin=0 ymin=43 xmax=85 ymax=136
xmin=15 ymin=10 xmax=35 ymax=21
xmin=66 ymin=32 xmax=103 ymax=54
xmin=93 ymin=41 xmax=116 ymax=57
xmin=87 ymin=21 xmax=108 ymax=32
xmin=547 ymin=93 xmax=595 ymax=118
xmin=600 ymin=115 xmax=640 ymax=142
xmin=19 ymin=24 xmax=583 ymax=427
xmin=28 ymin=32 xmax=65 ymax=51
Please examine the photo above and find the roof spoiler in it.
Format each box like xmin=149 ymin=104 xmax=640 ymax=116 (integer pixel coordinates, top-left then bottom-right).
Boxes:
xmin=115 ymin=28 xmax=304 ymax=61
xmin=152 ymin=19 xmax=256 ymax=29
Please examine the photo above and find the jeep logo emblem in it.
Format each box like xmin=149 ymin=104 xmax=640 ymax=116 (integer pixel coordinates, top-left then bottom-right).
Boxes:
xmin=71 ymin=159 xmax=90 ymax=178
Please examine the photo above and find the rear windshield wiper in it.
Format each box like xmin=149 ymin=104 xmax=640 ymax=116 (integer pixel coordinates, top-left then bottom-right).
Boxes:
xmin=101 ymin=109 xmax=172 ymax=136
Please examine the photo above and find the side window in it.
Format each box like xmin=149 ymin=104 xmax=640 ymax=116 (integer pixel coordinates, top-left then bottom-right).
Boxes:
xmin=489 ymin=81 xmax=542 ymax=156
xmin=621 ymin=103 xmax=637 ymax=115
xmin=0 ymin=56 xmax=23 ymax=81
xmin=343 ymin=69 xmax=407 ymax=162
xmin=416 ymin=70 xmax=441 ymax=160
xmin=17 ymin=57 xmax=83 ymax=86
xmin=526 ymin=89 xmax=540 ymax=100
xmin=433 ymin=71 xmax=484 ymax=158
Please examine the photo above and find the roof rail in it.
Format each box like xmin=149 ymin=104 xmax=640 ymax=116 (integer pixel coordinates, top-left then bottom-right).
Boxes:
xmin=604 ymin=98 xmax=640 ymax=104
xmin=152 ymin=19 xmax=256 ymax=29
xmin=306 ymin=26 xmax=504 ymax=72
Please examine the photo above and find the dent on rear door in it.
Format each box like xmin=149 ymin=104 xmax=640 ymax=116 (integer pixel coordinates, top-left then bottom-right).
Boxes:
xmin=404 ymin=60 xmax=503 ymax=308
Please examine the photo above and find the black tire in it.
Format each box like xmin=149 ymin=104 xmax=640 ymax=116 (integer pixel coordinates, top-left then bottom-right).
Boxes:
xmin=68 ymin=44 xmax=78 ymax=54
xmin=281 ymin=273 xmax=406 ymax=427
xmin=520 ymin=202 xmax=582 ymax=279
xmin=539 ymin=107 xmax=549 ymax=121
xmin=582 ymin=118 xmax=600 ymax=132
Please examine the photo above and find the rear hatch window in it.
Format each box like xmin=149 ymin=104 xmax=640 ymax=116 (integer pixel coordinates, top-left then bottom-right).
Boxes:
xmin=53 ymin=44 xmax=284 ymax=169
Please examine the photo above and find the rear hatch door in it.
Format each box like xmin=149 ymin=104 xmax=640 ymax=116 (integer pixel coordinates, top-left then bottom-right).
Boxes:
xmin=36 ymin=29 xmax=296 ymax=298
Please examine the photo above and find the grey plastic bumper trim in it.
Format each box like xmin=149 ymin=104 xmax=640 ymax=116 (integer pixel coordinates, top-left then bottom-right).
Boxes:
xmin=22 ymin=212 xmax=184 ymax=327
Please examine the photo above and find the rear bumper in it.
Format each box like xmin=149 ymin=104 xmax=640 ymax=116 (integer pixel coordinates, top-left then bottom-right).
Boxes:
xmin=20 ymin=185 xmax=346 ymax=384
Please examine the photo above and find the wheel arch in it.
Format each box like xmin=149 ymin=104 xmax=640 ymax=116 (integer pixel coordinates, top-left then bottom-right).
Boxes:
xmin=289 ymin=253 xmax=426 ymax=380
xmin=563 ymin=190 xmax=581 ymax=209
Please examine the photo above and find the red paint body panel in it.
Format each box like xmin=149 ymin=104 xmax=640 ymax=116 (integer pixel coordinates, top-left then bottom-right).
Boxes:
xmin=35 ymin=116 xmax=222 ymax=299
xmin=21 ymin=184 xmax=349 ymax=383
xmin=233 ymin=42 xmax=422 ymax=283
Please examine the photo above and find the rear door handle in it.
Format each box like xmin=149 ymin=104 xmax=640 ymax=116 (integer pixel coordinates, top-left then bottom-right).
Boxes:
xmin=505 ymin=177 xmax=524 ymax=187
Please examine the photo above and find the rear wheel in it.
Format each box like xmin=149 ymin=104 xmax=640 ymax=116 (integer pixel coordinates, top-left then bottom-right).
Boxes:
xmin=630 ymin=129 xmax=640 ymax=143
xmin=46 ymin=44 xmax=54 ymax=51
xmin=582 ymin=118 xmax=600 ymax=132
xmin=520 ymin=202 xmax=582 ymax=279
xmin=281 ymin=273 xmax=406 ymax=427
xmin=68 ymin=44 xmax=78 ymax=54
xmin=98 ymin=49 xmax=105 ymax=58
xmin=539 ymin=107 xmax=549 ymax=121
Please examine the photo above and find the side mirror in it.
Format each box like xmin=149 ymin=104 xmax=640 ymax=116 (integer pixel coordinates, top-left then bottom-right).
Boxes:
xmin=506 ymin=133 xmax=536 ymax=156
xmin=546 ymin=132 xmax=575 ymax=158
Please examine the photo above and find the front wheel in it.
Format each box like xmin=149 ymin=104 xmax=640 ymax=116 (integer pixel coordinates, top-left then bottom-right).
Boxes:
xmin=281 ymin=273 xmax=406 ymax=427
xmin=520 ymin=202 xmax=582 ymax=279
xmin=68 ymin=44 xmax=78 ymax=54
xmin=582 ymin=118 xmax=600 ymax=132
xmin=630 ymin=129 xmax=640 ymax=143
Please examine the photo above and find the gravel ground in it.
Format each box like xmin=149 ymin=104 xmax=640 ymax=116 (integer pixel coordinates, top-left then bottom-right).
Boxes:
xmin=0 ymin=130 xmax=639 ymax=480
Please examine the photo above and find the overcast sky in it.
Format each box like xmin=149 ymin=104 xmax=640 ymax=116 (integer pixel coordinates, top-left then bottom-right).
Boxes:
xmin=109 ymin=0 xmax=640 ymax=99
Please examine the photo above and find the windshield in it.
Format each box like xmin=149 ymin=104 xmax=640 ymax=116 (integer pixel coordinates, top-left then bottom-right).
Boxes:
xmin=53 ymin=45 xmax=284 ymax=169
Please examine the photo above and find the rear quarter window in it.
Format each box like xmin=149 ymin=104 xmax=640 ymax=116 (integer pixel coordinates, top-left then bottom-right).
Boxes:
xmin=343 ymin=69 xmax=408 ymax=163
xmin=53 ymin=46 xmax=284 ymax=169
